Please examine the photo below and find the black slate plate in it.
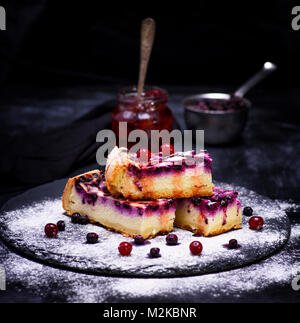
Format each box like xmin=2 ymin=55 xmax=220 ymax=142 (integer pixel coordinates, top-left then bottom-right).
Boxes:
xmin=0 ymin=178 xmax=290 ymax=278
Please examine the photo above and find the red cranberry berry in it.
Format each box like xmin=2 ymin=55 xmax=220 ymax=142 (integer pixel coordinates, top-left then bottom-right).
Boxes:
xmin=249 ymin=216 xmax=264 ymax=230
xmin=44 ymin=223 xmax=58 ymax=238
xmin=86 ymin=232 xmax=98 ymax=244
xmin=137 ymin=148 xmax=151 ymax=162
xmin=71 ymin=213 xmax=81 ymax=224
xmin=56 ymin=220 xmax=65 ymax=231
xmin=166 ymin=233 xmax=178 ymax=245
xmin=243 ymin=206 xmax=253 ymax=216
xmin=189 ymin=241 xmax=203 ymax=255
xmin=160 ymin=144 xmax=174 ymax=156
xmin=228 ymin=239 xmax=238 ymax=249
xmin=145 ymin=89 xmax=163 ymax=98
xmin=134 ymin=235 xmax=145 ymax=245
xmin=118 ymin=242 xmax=133 ymax=256
xmin=149 ymin=247 xmax=160 ymax=258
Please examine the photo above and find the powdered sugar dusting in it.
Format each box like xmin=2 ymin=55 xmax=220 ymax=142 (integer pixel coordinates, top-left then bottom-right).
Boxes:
xmin=0 ymin=218 xmax=297 ymax=302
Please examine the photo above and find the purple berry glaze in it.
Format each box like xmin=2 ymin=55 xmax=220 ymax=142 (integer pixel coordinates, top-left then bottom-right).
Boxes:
xmin=127 ymin=150 xmax=212 ymax=178
xmin=179 ymin=187 xmax=239 ymax=216
xmin=74 ymin=171 xmax=175 ymax=217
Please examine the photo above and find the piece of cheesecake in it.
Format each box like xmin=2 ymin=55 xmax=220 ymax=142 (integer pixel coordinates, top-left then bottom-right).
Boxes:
xmin=105 ymin=146 xmax=214 ymax=200
xmin=62 ymin=170 xmax=176 ymax=239
xmin=175 ymin=187 xmax=242 ymax=236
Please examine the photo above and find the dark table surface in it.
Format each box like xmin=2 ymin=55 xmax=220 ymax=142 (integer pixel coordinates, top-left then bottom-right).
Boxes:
xmin=0 ymin=83 xmax=299 ymax=303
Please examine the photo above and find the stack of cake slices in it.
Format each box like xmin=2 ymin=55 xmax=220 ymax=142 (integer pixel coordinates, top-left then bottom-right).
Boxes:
xmin=63 ymin=146 xmax=242 ymax=239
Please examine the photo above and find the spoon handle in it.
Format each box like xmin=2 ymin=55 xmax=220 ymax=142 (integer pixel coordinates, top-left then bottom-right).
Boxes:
xmin=137 ymin=18 xmax=156 ymax=98
xmin=235 ymin=62 xmax=277 ymax=98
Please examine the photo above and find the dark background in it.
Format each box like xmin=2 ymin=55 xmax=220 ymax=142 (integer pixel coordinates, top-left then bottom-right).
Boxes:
xmin=0 ymin=1 xmax=299 ymax=202
xmin=0 ymin=1 xmax=299 ymax=87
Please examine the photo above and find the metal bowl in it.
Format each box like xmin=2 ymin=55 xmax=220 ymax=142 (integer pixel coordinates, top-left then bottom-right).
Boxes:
xmin=183 ymin=93 xmax=250 ymax=145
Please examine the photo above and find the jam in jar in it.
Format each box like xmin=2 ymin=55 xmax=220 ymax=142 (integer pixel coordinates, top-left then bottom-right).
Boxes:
xmin=112 ymin=86 xmax=173 ymax=147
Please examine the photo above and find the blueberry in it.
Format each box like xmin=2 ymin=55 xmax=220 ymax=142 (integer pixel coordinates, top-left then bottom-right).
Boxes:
xmin=71 ymin=213 xmax=81 ymax=224
xmin=154 ymin=167 xmax=161 ymax=174
xmin=220 ymin=200 xmax=227 ymax=207
xmin=225 ymin=196 xmax=233 ymax=203
xmin=86 ymin=232 xmax=98 ymax=244
xmin=150 ymin=204 xmax=159 ymax=211
xmin=191 ymin=197 xmax=202 ymax=206
xmin=56 ymin=220 xmax=65 ymax=231
xmin=79 ymin=215 xmax=89 ymax=225
xmin=207 ymin=201 xmax=218 ymax=211
xmin=90 ymin=193 xmax=98 ymax=205
xmin=169 ymin=199 xmax=175 ymax=206
xmin=172 ymin=164 xmax=182 ymax=171
xmin=123 ymin=202 xmax=131 ymax=209
xmin=166 ymin=233 xmax=178 ymax=245
xmin=134 ymin=235 xmax=145 ymax=245
xmin=243 ymin=206 xmax=253 ymax=216
xmin=228 ymin=239 xmax=238 ymax=249
xmin=137 ymin=208 xmax=143 ymax=216
xmin=80 ymin=176 xmax=92 ymax=183
xmin=102 ymin=187 xmax=111 ymax=196
xmin=149 ymin=247 xmax=160 ymax=258
xmin=75 ymin=182 xmax=83 ymax=191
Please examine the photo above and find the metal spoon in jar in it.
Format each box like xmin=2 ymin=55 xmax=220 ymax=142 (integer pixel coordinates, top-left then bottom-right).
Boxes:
xmin=137 ymin=18 xmax=156 ymax=99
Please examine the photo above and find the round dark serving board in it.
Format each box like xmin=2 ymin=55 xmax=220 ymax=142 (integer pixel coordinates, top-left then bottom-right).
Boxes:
xmin=0 ymin=178 xmax=290 ymax=277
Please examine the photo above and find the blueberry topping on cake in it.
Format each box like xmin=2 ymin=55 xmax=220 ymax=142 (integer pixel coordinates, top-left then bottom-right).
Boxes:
xmin=62 ymin=170 xmax=176 ymax=239
xmin=191 ymin=196 xmax=202 ymax=206
xmin=63 ymin=148 xmax=243 ymax=241
xmin=105 ymin=146 xmax=213 ymax=200
xmin=123 ymin=202 xmax=131 ymax=209
xmin=175 ymin=187 xmax=242 ymax=236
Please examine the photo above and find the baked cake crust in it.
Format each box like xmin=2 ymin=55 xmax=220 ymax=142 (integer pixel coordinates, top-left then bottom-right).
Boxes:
xmin=105 ymin=146 xmax=214 ymax=200
xmin=62 ymin=170 xmax=176 ymax=239
xmin=175 ymin=187 xmax=242 ymax=236
xmin=62 ymin=169 xmax=100 ymax=216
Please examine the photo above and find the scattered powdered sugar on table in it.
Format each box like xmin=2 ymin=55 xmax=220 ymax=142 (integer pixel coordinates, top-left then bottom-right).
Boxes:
xmin=0 ymin=214 xmax=298 ymax=302
xmin=0 ymin=182 xmax=290 ymax=278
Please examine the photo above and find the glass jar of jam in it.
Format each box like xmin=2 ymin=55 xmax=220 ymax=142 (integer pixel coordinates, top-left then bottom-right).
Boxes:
xmin=112 ymin=86 xmax=173 ymax=147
